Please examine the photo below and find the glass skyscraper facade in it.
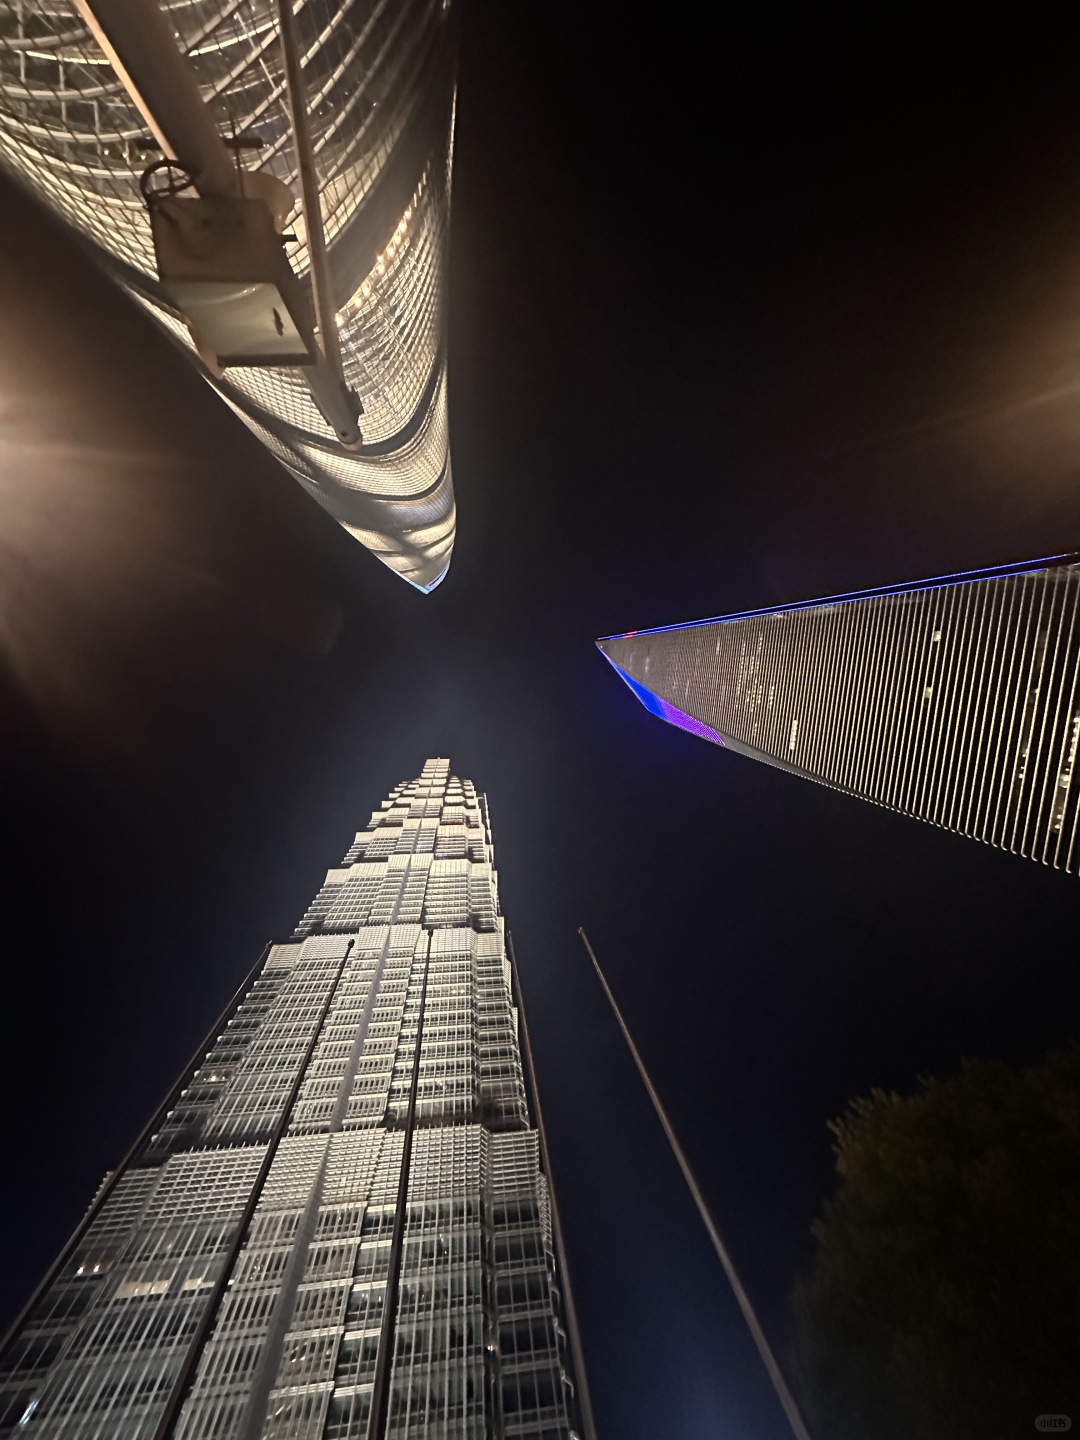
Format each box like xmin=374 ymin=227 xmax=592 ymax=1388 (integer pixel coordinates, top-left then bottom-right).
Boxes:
xmin=0 ymin=0 xmax=457 ymax=591
xmin=600 ymin=554 xmax=1080 ymax=874
xmin=0 ymin=760 xmax=591 ymax=1439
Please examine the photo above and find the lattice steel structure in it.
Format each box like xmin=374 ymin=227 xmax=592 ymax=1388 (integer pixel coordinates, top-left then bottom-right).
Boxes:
xmin=0 ymin=760 xmax=592 ymax=1439
xmin=599 ymin=554 xmax=1080 ymax=873
xmin=0 ymin=0 xmax=457 ymax=590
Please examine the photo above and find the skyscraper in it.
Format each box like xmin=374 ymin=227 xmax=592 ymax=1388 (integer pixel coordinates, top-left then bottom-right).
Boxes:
xmin=0 ymin=0 xmax=457 ymax=591
xmin=0 ymin=760 xmax=592 ymax=1439
xmin=599 ymin=553 xmax=1080 ymax=874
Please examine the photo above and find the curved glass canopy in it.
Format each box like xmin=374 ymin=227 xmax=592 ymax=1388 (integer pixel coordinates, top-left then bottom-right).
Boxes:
xmin=0 ymin=0 xmax=458 ymax=590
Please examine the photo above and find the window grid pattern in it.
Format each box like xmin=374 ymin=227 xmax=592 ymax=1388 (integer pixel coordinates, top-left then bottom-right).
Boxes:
xmin=0 ymin=0 xmax=458 ymax=591
xmin=0 ymin=761 xmax=581 ymax=1439
xmin=2 ymin=1149 xmax=270 ymax=1438
xmin=602 ymin=558 xmax=1080 ymax=873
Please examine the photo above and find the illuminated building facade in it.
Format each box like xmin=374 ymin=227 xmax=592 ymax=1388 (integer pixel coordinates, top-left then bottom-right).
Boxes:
xmin=0 ymin=0 xmax=457 ymax=590
xmin=0 ymin=760 xmax=592 ymax=1439
xmin=599 ymin=554 xmax=1080 ymax=873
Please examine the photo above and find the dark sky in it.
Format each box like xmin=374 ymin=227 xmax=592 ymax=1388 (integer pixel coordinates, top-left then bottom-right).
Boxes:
xmin=4 ymin=8 xmax=1080 ymax=1438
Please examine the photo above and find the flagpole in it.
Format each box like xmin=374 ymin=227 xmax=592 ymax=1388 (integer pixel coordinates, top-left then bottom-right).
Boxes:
xmin=578 ymin=927 xmax=813 ymax=1440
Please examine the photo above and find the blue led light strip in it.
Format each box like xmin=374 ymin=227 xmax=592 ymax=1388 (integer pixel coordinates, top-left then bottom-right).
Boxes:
xmin=596 ymin=551 xmax=1080 ymax=642
xmin=601 ymin=657 xmax=726 ymax=744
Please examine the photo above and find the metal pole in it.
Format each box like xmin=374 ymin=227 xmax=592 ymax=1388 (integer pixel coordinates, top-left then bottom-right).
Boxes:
xmin=275 ymin=0 xmax=344 ymax=380
xmin=508 ymin=934 xmax=599 ymax=1440
xmin=577 ymin=928 xmax=814 ymax=1440
xmin=71 ymin=0 xmax=236 ymax=193
xmin=71 ymin=0 xmax=361 ymax=446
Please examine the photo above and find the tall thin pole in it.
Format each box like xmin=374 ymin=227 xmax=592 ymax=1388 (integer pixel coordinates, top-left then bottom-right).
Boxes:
xmin=72 ymin=0 xmax=361 ymax=445
xmin=577 ymin=928 xmax=814 ymax=1440
xmin=275 ymin=0 xmax=343 ymax=379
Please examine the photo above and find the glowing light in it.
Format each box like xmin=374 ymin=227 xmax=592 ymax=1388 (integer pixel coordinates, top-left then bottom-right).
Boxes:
xmin=598 ymin=552 xmax=1080 ymax=642
xmin=600 ymin=656 xmax=725 ymax=744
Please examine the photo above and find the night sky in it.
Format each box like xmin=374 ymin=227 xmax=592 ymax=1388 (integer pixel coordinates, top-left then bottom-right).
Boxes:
xmin=4 ymin=9 xmax=1080 ymax=1438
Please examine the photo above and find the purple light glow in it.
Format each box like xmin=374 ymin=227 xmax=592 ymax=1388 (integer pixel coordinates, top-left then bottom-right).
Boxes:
xmin=600 ymin=654 xmax=726 ymax=744
xmin=656 ymin=699 xmax=725 ymax=745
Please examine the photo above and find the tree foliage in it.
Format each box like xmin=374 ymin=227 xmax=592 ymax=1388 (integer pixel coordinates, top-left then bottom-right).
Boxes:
xmin=792 ymin=1050 xmax=1080 ymax=1439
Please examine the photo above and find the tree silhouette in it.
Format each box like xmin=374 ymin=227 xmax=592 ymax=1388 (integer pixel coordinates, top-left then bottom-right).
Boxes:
xmin=792 ymin=1050 xmax=1080 ymax=1439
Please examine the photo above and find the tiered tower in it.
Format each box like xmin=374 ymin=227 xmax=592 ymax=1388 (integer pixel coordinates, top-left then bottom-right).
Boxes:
xmin=0 ymin=760 xmax=590 ymax=1439
xmin=599 ymin=554 xmax=1080 ymax=873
